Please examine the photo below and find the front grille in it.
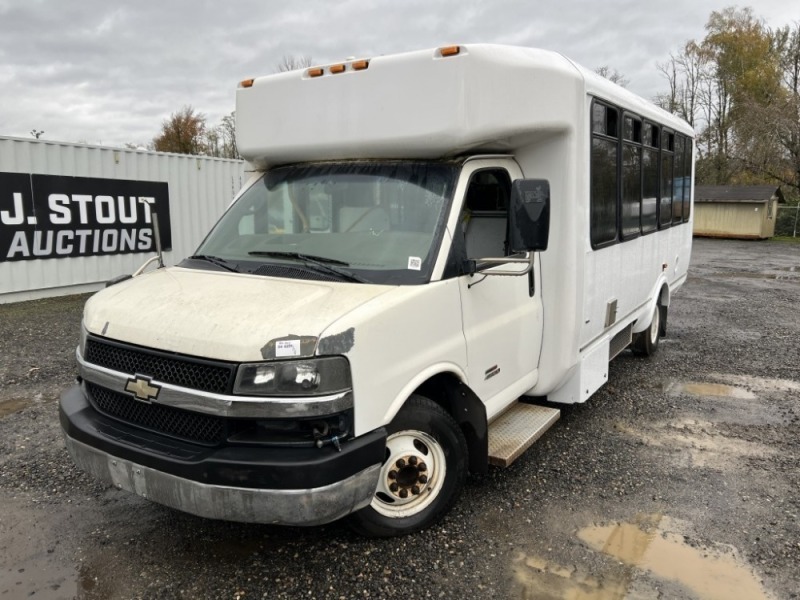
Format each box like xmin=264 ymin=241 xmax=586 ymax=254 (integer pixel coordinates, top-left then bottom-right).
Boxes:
xmin=87 ymin=382 xmax=226 ymax=445
xmin=85 ymin=337 xmax=235 ymax=394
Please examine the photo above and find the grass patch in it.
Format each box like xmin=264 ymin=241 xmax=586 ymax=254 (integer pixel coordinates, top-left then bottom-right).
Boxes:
xmin=770 ymin=235 xmax=800 ymax=243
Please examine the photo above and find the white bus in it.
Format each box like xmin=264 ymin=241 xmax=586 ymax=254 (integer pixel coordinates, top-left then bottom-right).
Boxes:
xmin=60 ymin=44 xmax=694 ymax=537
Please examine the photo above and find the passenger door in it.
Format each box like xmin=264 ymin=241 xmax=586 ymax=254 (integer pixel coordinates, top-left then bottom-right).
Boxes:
xmin=456 ymin=159 xmax=544 ymax=419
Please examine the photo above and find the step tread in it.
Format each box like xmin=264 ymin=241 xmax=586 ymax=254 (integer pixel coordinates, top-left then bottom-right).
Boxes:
xmin=487 ymin=402 xmax=560 ymax=467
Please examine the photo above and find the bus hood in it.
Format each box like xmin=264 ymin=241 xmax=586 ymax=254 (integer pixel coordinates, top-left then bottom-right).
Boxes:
xmin=83 ymin=267 xmax=394 ymax=362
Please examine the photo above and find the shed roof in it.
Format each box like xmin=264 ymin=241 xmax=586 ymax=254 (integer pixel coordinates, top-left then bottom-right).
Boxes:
xmin=695 ymin=185 xmax=784 ymax=204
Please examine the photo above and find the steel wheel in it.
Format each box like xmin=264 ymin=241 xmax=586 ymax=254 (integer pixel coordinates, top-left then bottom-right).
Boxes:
xmin=348 ymin=394 xmax=468 ymax=537
xmin=372 ymin=430 xmax=446 ymax=518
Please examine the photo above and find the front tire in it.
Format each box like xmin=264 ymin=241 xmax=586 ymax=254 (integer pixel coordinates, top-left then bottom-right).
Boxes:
xmin=348 ymin=395 xmax=468 ymax=537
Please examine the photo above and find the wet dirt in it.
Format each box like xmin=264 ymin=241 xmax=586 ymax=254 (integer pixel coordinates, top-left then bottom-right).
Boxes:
xmin=0 ymin=397 xmax=34 ymax=418
xmin=0 ymin=496 xmax=78 ymax=599
xmin=514 ymin=513 xmax=772 ymax=600
xmin=579 ymin=515 xmax=770 ymax=600
xmin=1 ymin=238 xmax=798 ymax=599
xmin=664 ymin=380 xmax=756 ymax=400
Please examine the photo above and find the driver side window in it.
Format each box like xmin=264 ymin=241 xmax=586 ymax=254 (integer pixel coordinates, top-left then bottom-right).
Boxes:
xmin=463 ymin=169 xmax=512 ymax=259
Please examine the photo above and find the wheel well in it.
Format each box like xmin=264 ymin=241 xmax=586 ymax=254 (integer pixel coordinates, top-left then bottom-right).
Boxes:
xmin=658 ymin=283 xmax=670 ymax=307
xmin=414 ymin=374 xmax=488 ymax=475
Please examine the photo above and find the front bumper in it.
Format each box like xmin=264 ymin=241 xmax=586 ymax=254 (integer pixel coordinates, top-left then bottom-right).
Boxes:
xmin=60 ymin=385 xmax=386 ymax=525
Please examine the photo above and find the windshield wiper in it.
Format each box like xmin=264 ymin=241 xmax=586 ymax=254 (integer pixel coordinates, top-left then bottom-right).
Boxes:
xmin=187 ymin=254 xmax=240 ymax=273
xmin=248 ymin=251 xmax=369 ymax=283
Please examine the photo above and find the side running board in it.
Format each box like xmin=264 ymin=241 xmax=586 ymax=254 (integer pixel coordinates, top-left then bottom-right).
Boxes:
xmin=487 ymin=402 xmax=560 ymax=467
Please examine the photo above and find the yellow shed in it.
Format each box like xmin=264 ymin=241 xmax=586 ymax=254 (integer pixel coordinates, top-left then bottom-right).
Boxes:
xmin=693 ymin=185 xmax=784 ymax=239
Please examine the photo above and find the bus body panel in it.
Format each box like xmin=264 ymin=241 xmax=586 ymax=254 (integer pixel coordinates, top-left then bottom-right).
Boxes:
xmin=60 ymin=44 xmax=695 ymax=530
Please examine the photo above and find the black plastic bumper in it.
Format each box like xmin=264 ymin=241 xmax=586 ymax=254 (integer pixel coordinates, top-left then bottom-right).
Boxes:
xmin=59 ymin=384 xmax=387 ymax=490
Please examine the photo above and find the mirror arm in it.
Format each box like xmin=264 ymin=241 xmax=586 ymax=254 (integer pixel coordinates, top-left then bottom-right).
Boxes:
xmin=469 ymin=252 xmax=534 ymax=277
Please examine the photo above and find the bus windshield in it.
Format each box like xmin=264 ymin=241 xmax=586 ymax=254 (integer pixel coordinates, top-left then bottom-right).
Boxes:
xmin=194 ymin=162 xmax=458 ymax=285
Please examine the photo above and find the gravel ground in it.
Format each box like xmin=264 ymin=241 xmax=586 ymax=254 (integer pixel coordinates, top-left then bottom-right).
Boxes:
xmin=1 ymin=237 xmax=799 ymax=600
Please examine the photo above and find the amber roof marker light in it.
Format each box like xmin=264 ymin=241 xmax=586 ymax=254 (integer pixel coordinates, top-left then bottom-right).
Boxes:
xmin=329 ymin=63 xmax=346 ymax=74
xmin=239 ymin=78 xmax=255 ymax=88
xmin=351 ymin=59 xmax=370 ymax=71
xmin=439 ymin=45 xmax=461 ymax=57
xmin=307 ymin=67 xmax=324 ymax=78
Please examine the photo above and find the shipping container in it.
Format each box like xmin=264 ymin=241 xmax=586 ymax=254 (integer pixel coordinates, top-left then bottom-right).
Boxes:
xmin=0 ymin=136 xmax=246 ymax=303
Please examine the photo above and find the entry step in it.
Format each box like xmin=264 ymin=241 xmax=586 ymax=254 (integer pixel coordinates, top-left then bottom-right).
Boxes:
xmin=488 ymin=402 xmax=560 ymax=467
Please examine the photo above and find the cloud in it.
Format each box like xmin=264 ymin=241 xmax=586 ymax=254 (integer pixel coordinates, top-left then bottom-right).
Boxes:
xmin=1 ymin=0 xmax=798 ymax=147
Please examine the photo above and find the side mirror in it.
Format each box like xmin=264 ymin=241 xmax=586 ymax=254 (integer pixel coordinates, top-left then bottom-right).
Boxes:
xmin=508 ymin=179 xmax=550 ymax=253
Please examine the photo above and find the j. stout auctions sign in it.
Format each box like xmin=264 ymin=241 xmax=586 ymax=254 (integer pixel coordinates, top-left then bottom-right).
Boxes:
xmin=0 ymin=172 xmax=171 ymax=262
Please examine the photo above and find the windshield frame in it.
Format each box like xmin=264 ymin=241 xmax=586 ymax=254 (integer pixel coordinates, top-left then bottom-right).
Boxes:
xmin=189 ymin=160 xmax=460 ymax=285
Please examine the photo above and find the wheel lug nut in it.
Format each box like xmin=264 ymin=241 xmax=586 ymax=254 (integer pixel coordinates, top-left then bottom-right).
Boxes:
xmin=388 ymin=470 xmax=397 ymax=480
xmin=399 ymin=489 xmax=408 ymax=499
xmin=418 ymin=462 xmax=427 ymax=472
xmin=411 ymin=485 xmax=420 ymax=495
xmin=396 ymin=458 xmax=406 ymax=468
xmin=389 ymin=482 xmax=399 ymax=492
xmin=408 ymin=456 xmax=418 ymax=466
xmin=419 ymin=474 xmax=428 ymax=484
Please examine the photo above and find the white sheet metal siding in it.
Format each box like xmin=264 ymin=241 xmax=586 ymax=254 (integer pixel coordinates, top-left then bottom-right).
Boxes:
xmin=0 ymin=137 xmax=246 ymax=303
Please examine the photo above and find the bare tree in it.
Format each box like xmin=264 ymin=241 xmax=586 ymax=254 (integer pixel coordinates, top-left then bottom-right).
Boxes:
xmin=594 ymin=66 xmax=629 ymax=88
xmin=276 ymin=55 xmax=313 ymax=73
xmin=218 ymin=111 xmax=239 ymax=159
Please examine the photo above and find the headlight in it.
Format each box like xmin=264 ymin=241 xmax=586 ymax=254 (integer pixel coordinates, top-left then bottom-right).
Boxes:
xmin=234 ymin=356 xmax=351 ymax=397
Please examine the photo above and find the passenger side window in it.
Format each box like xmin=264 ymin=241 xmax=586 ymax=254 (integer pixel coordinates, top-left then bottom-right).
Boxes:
xmin=462 ymin=169 xmax=512 ymax=259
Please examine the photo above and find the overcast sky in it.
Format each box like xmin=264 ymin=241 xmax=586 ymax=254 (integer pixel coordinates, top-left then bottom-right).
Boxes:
xmin=1 ymin=0 xmax=798 ymax=149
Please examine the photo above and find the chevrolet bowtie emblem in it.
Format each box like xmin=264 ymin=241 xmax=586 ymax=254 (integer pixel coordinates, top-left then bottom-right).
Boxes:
xmin=125 ymin=375 xmax=161 ymax=403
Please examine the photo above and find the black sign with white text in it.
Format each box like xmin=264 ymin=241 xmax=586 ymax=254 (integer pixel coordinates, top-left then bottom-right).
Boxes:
xmin=0 ymin=172 xmax=171 ymax=262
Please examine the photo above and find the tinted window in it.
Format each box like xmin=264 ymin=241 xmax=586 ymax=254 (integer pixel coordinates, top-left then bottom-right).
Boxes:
xmin=591 ymin=137 xmax=618 ymax=246
xmin=621 ymin=143 xmax=641 ymax=239
xmin=642 ymin=146 xmax=659 ymax=233
xmin=673 ymin=135 xmax=686 ymax=224
xmin=682 ymin=138 xmax=693 ymax=222
xmin=659 ymin=151 xmax=674 ymax=228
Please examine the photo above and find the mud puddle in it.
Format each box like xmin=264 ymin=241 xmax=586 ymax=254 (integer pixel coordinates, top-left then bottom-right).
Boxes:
xmin=515 ymin=514 xmax=771 ymax=599
xmin=666 ymin=374 xmax=800 ymax=400
xmin=664 ymin=381 xmax=755 ymax=400
xmin=715 ymin=270 xmax=799 ymax=281
xmin=616 ymin=418 xmax=775 ymax=469
xmin=0 ymin=397 xmax=34 ymax=418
